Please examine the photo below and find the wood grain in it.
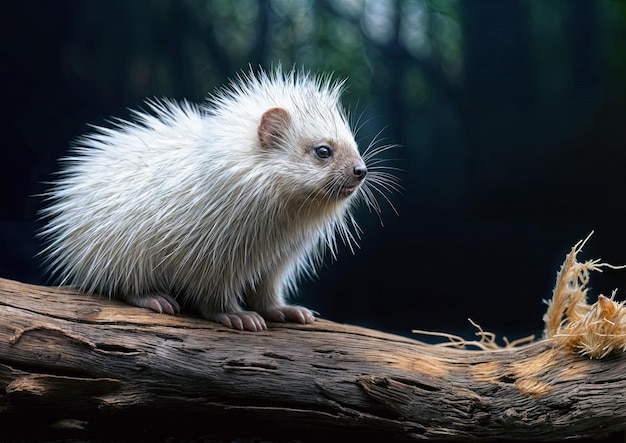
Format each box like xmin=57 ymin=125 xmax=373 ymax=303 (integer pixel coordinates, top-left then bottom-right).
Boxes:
xmin=0 ymin=277 xmax=624 ymax=441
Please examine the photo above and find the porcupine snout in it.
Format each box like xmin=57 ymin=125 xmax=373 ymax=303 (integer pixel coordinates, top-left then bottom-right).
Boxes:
xmin=353 ymin=164 xmax=367 ymax=181
xmin=338 ymin=161 xmax=367 ymax=198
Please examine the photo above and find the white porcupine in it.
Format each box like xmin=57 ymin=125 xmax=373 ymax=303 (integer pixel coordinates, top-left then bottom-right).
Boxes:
xmin=39 ymin=67 xmax=398 ymax=331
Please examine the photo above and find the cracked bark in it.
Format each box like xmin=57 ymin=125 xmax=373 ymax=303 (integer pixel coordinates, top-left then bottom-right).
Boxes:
xmin=0 ymin=277 xmax=624 ymax=441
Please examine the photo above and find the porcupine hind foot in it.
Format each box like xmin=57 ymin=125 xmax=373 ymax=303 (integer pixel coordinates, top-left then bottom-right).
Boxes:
xmin=124 ymin=293 xmax=181 ymax=315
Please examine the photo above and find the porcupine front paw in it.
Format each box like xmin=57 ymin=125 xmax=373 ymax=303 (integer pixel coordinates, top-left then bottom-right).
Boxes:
xmin=261 ymin=305 xmax=317 ymax=325
xmin=124 ymin=293 xmax=181 ymax=315
xmin=202 ymin=309 xmax=267 ymax=332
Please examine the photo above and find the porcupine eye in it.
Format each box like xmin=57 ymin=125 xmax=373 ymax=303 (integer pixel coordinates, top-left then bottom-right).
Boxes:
xmin=314 ymin=145 xmax=332 ymax=160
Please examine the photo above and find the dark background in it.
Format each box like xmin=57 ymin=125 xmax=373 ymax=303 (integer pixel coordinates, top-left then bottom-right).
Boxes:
xmin=2 ymin=0 xmax=626 ymax=343
xmin=2 ymin=1 xmax=626 ymax=442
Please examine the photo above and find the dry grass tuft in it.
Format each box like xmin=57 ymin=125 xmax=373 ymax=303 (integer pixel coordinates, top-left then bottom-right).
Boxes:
xmin=412 ymin=232 xmax=626 ymax=358
xmin=543 ymin=232 xmax=626 ymax=358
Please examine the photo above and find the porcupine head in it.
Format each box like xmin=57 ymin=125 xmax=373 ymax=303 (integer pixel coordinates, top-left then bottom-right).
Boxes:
xmin=39 ymin=67 xmax=394 ymax=331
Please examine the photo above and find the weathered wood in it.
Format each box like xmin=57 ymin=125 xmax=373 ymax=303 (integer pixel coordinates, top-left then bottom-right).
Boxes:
xmin=0 ymin=277 xmax=624 ymax=441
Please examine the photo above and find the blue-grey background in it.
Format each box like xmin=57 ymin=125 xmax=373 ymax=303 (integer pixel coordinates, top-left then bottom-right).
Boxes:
xmin=2 ymin=0 xmax=626 ymax=346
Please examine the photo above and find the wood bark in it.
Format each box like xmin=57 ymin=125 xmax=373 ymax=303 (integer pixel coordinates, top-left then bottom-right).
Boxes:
xmin=0 ymin=277 xmax=624 ymax=441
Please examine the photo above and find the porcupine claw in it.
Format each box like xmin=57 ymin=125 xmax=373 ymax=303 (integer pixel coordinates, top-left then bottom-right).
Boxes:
xmin=125 ymin=293 xmax=181 ymax=315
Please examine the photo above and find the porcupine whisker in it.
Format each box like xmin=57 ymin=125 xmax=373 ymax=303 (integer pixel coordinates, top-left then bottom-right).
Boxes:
xmin=363 ymin=145 xmax=401 ymax=166
xmin=361 ymin=125 xmax=387 ymax=147
xmin=350 ymin=105 xmax=374 ymax=141
xmin=363 ymin=178 xmax=400 ymax=218
xmin=368 ymin=170 xmax=403 ymax=194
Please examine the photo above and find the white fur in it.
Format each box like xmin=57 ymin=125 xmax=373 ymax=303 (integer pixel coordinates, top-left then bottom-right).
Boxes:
xmin=39 ymin=68 xmax=397 ymax=320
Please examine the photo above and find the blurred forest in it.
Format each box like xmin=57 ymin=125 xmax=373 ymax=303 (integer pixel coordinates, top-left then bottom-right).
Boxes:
xmin=2 ymin=0 xmax=626 ymax=341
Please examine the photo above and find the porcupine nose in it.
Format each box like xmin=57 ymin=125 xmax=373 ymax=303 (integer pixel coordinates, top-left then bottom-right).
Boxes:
xmin=353 ymin=164 xmax=367 ymax=181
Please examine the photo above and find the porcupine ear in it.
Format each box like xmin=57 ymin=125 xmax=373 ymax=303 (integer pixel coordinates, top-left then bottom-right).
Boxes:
xmin=258 ymin=107 xmax=291 ymax=149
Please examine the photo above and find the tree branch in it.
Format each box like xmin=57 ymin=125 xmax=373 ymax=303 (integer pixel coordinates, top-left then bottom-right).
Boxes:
xmin=0 ymin=277 xmax=624 ymax=441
